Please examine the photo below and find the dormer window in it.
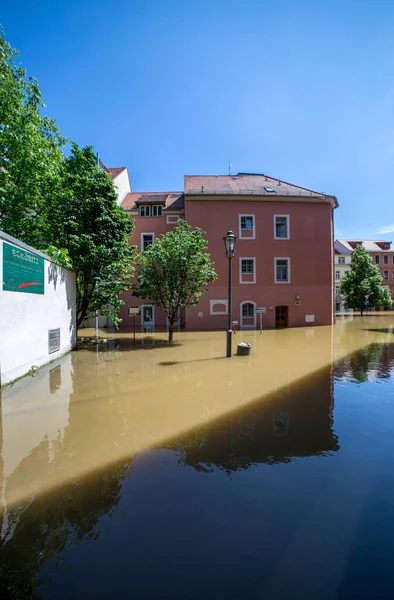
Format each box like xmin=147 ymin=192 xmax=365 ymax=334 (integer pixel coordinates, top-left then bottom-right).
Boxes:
xmin=140 ymin=205 xmax=150 ymax=217
xmin=139 ymin=205 xmax=163 ymax=217
xmin=152 ymin=205 xmax=163 ymax=217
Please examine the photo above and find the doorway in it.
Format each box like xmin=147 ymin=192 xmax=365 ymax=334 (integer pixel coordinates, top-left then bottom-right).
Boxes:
xmin=142 ymin=305 xmax=155 ymax=332
xmin=240 ymin=301 xmax=256 ymax=329
xmin=275 ymin=306 xmax=288 ymax=328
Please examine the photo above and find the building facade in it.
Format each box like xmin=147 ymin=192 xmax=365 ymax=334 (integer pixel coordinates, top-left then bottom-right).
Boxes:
xmin=119 ymin=173 xmax=338 ymax=331
xmin=334 ymin=240 xmax=352 ymax=312
xmin=335 ymin=240 xmax=394 ymax=309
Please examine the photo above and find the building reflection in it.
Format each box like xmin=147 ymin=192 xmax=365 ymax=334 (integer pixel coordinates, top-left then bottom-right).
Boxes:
xmin=334 ymin=343 xmax=394 ymax=383
xmin=163 ymin=364 xmax=339 ymax=473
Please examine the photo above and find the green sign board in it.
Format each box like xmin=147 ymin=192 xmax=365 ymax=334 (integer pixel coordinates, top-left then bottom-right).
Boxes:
xmin=2 ymin=242 xmax=45 ymax=294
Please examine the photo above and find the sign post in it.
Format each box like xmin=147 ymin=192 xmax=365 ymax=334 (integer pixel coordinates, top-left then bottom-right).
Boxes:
xmin=256 ymin=307 xmax=267 ymax=334
xmin=128 ymin=306 xmax=140 ymax=348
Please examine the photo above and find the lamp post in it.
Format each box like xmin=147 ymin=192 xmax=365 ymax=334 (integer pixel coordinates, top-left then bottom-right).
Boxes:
xmin=223 ymin=228 xmax=237 ymax=357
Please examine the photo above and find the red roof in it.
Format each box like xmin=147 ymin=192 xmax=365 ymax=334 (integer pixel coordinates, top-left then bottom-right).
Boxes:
xmin=184 ymin=173 xmax=337 ymax=207
xmin=121 ymin=192 xmax=184 ymax=211
xmin=107 ymin=167 xmax=127 ymax=180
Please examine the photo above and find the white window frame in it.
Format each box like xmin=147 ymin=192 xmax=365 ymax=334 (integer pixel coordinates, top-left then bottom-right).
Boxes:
xmin=338 ymin=257 xmax=345 ymax=264
xmin=141 ymin=304 xmax=155 ymax=331
xmin=384 ymin=270 xmax=389 ymax=280
xmin=166 ymin=215 xmax=179 ymax=224
xmin=238 ymin=214 xmax=255 ymax=239
xmin=273 ymin=214 xmax=290 ymax=240
xmin=210 ymin=300 xmax=228 ymax=315
xmin=152 ymin=205 xmax=163 ymax=217
xmin=240 ymin=300 xmax=256 ymax=329
xmin=335 ymin=271 xmax=340 ymax=280
xmin=139 ymin=205 xmax=150 ymax=217
xmin=274 ymin=257 xmax=291 ymax=284
xmin=239 ymin=257 xmax=256 ymax=284
xmin=141 ymin=232 xmax=155 ymax=251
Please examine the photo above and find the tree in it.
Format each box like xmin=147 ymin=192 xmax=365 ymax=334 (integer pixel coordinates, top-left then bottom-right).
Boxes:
xmin=133 ymin=220 xmax=217 ymax=341
xmin=340 ymin=245 xmax=392 ymax=315
xmin=0 ymin=27 xmax=65 ymax=246
xmin=49 ymin=144 xmax=135 ymax=328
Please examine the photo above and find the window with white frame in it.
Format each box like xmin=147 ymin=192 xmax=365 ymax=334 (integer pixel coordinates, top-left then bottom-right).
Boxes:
xmin=141 ymin=233 xmax=155 ymax=251
xmin=335 ymin=271 xmax=340 ymax=280
xmin=274 ymin=215 xmax=290 ymax=239
xmin=338 ymin=257 xmax=345 ymax=264
xmin=384 ymin=255 xmax=389 ymax=264
xmin=335 ymin=286 xmax=340 ymax=295
xmin=239 ymin=258 xmax=256 ymax=284
xmin=275 ymin=258 xmax=290 ymax=283
xmin=152 ymin=205 xmax=163 ymax=217
xmin=384 ymin=270 xmax=389 ymax=280
xmin=242 ymin=303 xmax=254 ymax=317
xmin=139 ymin=205 xmax=150 ymax=217
xmin=239 ymin=214 xmax=255 ymax=239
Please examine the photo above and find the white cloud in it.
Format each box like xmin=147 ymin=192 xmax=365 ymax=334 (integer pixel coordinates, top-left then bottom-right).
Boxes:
xmin=377 ymin=225 xmax=394 ymax=234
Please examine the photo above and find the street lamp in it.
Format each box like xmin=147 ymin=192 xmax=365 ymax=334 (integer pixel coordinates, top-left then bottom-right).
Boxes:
xmin=223 ymin=228 xmax=237 ymax=357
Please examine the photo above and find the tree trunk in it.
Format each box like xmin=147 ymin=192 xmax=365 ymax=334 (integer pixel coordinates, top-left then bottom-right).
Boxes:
xmin=361 ymin=308 xmax=364 ymax=316
xmin=168 ymin=323 xmax=174 ymax=343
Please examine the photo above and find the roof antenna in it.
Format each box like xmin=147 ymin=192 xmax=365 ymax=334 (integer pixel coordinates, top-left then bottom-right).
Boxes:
xmin=228 ymin=161 xmax=232 ymax=176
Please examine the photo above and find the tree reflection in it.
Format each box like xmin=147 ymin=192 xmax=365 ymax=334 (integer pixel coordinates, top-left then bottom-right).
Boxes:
xmin=162 ymin=365 xmax=339 ymax=473
xmin=334 ymin=343 xmax=394 ymax=383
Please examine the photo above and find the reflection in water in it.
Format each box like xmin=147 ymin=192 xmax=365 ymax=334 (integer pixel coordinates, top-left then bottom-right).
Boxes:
xmin=0 ymin=317 xmax=394 ymax=598
xmin=166 ymin=366 xmax=338 ymax=472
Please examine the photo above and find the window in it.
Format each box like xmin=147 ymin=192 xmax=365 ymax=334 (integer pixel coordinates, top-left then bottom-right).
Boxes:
xmin=375 ymin=255 xmax=380 ymax=264
xmin=335 ymin=271 xmax=340 ymax=280
xmin=384 ymin=255 xmax=389 ymax=264
xmin=239 ymin=214 xmax=255 ymax=239
xmin=166 ymin=215 xmax=179 ymax=224
xmin=242 ymin=303 xmax=254 ymax=317
xmin=335 ymin=286 xmax=340 ymax=295
xmin=140 ymin=205 xmax=150 ymax=217
xmin=275 ymin=258 xmax=290 ymax=283
xmin=241 ymin=259 xmax=254 ymax=274
xmin=274 ymin=215 xmax=290 ymax=239
xmin=239 ymin=258 xmax=256 ymax=284
xmin=141 ymin=233 xmax=155 ymax=251
xmin=393 ymin=256 xmax=394 ymax=264
xmin=264 ymin=187 xmax=275 ymax=193
xmin=338 ymin=257 xmax=345 ymax=264
xmin=384 ymin=270 xmax=388 ymax=280
xmin=152 ymin=205 xmax=162 ymax=217
xmin=392 ymin=270 xmax=394 ymax=279
xmin=392 ymin=285 xmax=394 ymax=295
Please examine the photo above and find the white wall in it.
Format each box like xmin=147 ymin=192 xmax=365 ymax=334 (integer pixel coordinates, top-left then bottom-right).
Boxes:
xmin=0 ymin=232 xmax=77 ymax=386
xmin=113 ymin=168 xmax=131 ymax=205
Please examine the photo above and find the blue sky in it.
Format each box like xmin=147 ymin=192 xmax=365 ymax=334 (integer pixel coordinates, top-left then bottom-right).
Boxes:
xmin=2 ymin=0 xmax=394 ymax=239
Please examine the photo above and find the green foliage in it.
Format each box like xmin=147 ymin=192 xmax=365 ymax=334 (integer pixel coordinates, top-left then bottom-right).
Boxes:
xmin=49 ymin=144 xmax=135 ymax=328
xmin=27 ymin=365 xmax=39 ymax=377
xmin=340 ymin=245 xmax=392 ymax=313
xmin=0 ymin=27 xmax=65 ymax=246
xmin=133 ymin=220 xmax=217 ymax=341
xmin=45 ymin=245 xmax=72 ymax=269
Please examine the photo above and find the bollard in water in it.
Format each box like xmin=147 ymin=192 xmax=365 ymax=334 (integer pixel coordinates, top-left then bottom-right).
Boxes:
xmin=236 ymin=342 xmax=252 ymax=356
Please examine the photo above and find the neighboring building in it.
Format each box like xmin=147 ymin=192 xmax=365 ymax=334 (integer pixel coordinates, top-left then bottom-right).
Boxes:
xmin=335 ymin=240 xmax=394 ymax=308
xmin=0 ymin=230 xmax=76 ymax=386
xmin=101 ymin=163 xmax=132 ymax=206
xmin=334 ymin=240 xmax=352 ymax=311
xmin=119 ymin=173 xmax=337 ymax=331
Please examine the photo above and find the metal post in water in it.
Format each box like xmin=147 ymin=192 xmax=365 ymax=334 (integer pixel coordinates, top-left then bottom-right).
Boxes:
xmin=226 ymin=255 xmax=233 ymax=358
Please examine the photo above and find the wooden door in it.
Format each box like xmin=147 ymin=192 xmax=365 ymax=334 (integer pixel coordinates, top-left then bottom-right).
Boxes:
xmin=275 ymin=306 xmax=288 ymax=328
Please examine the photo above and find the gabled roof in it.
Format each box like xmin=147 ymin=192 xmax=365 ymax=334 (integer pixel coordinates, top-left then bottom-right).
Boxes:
xmin=121 ymin=192 xmax=184 ymax=212
xmin=107 ymin=167 xmax=127 ymax=180
xmin=336 ymin=239 xmax=394 ymax=253
xmin=184 ymin=173 xmax=338 ymax=208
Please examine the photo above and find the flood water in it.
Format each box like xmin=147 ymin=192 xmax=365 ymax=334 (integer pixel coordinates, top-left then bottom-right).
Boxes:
xmin=1 ymin=315 xmax=394 ymax=599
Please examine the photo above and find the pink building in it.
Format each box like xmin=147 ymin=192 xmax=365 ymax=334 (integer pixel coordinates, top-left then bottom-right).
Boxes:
xmin=119 ymin=173 xmax=338 ymax=331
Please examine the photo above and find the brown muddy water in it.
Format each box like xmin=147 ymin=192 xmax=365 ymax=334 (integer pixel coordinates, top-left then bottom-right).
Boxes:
xmin=1 ymin=315 xmax=394 ymax=599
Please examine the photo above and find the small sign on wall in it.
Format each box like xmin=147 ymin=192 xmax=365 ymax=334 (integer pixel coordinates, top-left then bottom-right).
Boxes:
xmin=305 ymin=315 xmax=315 ymax=323
xmin=2 ymin=242 xmax=45 ymax=294
xmin=198 ymin=312 xmax=203 ymax=317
